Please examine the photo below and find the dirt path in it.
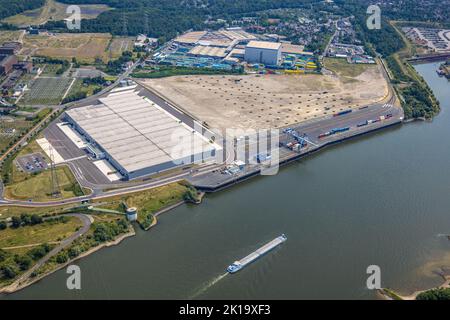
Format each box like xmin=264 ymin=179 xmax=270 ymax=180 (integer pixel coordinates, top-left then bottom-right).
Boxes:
xmin=0 ymin=213 xmax=92 ymax=293
xmin=2 ymin=242 xmax=60 ymax=250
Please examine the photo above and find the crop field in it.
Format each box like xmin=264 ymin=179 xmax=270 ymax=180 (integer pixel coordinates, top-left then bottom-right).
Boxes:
xmin=142 ymin=61 xmax=388 ymax=130
xmin=20 ymin=77 xmax=73 ymax=106
xmin=1 ymin=0 xmax=111 ymax=26
xmin=22 ymin=33 xmax=114 ymax=63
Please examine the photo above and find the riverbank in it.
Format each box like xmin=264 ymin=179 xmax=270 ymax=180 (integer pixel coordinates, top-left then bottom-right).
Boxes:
xmin=0 ymin=226 xmax=136 ymax=295
xmin=1 ymin=61 xmax=446 ymax=300
xmin=145 ymin=192 xmax=205 ymax=231
xmin=191 ymin=118 xmax=403 ymax=193
xmin=379 ymin=276 xmax=450 ymax=300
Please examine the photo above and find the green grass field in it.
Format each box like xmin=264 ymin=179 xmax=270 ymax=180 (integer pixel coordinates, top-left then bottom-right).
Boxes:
xmin=324 ymin=57 xmax=375 ymax=78
xmin=0 ymin=217 xmax=82 ymax=249
xmin=94 ymin=182 xmax=192 ymax=229
xmin=38 ymin=63 xmax=63 ymax=77
xmin=66 ymin=79 xmax=102 ymax=99
xmin=4 ymin=165 xmax=85 ymax=202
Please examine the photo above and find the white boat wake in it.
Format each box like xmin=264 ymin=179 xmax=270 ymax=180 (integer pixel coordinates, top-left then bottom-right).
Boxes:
xmin=189 ymin=273 xmax=228 ymax=299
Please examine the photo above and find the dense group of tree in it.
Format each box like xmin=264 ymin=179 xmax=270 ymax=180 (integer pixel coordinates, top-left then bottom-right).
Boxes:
xmin=62 ymin=91 xmax=87 ymax=104
xmin=33 ymin=57 xmax=71 ymax=75
xmin=10 ymin=213 xmax=43 ymax=228
xmin=2 ymin=0 xmax=445 ymax=119
xmin=45 ymin=0 xmax=317 ymax=38
xmin=0 ymin=243 xmax=51 ymax=280
xmin=335 ymin=0 xmax=441 ymax=119
xmin=416 ymin=288 xmax=450 ymax=300
xmin=362 ymin=0 xmax=448 ymax=25
xmin=0 ymin=0 xmax=45 ymax=20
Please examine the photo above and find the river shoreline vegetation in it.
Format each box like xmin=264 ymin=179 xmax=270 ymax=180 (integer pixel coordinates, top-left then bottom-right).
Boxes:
xmin=1 ymin=0 xmax=442 ymax=119
xmin=132 ymin=66 xmax=244 ymax=79
xmin=0 ymin=181 xmax=201 ymax=292
xmin=339 ymin=1 xmax=441 ymax=119
xmin=0 ymin=215 xmax=83 ymax=288
xmin=0 ymin=0 xmax=448 ymax=298
xmin=417 ymin=288 xmax=450 ymax=300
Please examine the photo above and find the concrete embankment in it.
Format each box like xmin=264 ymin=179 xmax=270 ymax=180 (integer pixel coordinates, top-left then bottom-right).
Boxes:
xmin=407 ymin=53 xmax=450 ymax=63
xmin=193 ymin=119 xmax=402 ymax=193
xmin=144 ymin=192 xmax=205 ymax=230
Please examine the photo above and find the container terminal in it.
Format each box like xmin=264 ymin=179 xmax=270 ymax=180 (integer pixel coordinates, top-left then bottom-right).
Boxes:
xmin=227 ymin=234 xmax=287 ymax=273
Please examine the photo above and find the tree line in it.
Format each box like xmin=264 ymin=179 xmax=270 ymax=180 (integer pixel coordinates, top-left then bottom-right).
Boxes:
xmin=44 ymin=0 xmax=317 ymax=38
xmin=0 ymin=0 xmax=45 ymax=20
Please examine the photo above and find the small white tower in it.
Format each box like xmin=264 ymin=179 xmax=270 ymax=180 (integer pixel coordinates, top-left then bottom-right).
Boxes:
xmin=126 ymin=207 xmax=138 ymax=222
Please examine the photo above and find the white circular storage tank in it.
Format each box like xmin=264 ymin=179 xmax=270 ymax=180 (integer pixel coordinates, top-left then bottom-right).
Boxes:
xmin=126 ymin=207 xmax=138 ymax=222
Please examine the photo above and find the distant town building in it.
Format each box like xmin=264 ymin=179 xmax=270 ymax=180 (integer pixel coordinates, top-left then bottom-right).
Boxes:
xmin=13 ymin=61 xmax=33 ymax=73
xmin=0 ymin=54 xmax=18 ymax=75
xmin=244 ymin=41 xmax=282 ymax=66
xmin=31 ymin=66 xmax=42 ymax=75
xmin=0 ymin=42 xmax=22 ymax=55
xmin=29 ymin=28 xmax=39 ymax=35
xmin=13 ymin=84 xmax=27 ymax=97
xmin=122 ymin=61 xmax=134 ymax=71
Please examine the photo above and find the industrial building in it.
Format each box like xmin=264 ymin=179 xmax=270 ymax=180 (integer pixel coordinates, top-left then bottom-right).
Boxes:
xmin=188 ymin=45 xmax=228 ymax=58
xmin=0 ymin=42 xmax=22 ymax=55
xmin=65 ymin=89 xmax=217 ymax=180
xmin=244 ymin=41 xmax=282 ymax=66
xmin=0 ymin=54 xmax=18 ymax=75
xmin=155 ymin=28 xmax=316 ymax=71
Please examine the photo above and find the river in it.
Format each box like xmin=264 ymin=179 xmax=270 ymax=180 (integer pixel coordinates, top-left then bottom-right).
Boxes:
xmin=4 ymin=62 xmax=450 ymax=300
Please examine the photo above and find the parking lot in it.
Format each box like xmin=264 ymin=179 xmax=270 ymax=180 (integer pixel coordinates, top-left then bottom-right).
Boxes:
xmin=16 ymin=153 xmax=48 ymax=173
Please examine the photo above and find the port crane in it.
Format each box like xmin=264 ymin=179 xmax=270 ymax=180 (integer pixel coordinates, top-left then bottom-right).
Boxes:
xmin=282 ymin=128 xmax=318 ymax=147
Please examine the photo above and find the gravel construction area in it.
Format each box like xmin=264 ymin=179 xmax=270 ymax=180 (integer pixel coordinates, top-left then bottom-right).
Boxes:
xmin=142 ymin=63 xmax=388 ymax=130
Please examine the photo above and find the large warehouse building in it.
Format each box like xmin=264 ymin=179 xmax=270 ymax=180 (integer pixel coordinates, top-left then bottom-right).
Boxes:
xmin=65 ymin=89 xmax=217 ymax=180
xmin=244 ymin=41 xmax=281 ymax=66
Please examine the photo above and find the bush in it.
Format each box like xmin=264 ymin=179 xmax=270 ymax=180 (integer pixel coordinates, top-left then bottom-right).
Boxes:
xmin=93 ymin=220 xmax=129 ymax=243
xmin=1 ymin=264 xmax=18 ymax=279
xmin=30 ymin=214 xmax=43 ymax=225
xmin=14 ymin=254 xmax=32 ymax=271
xmin=0 ymin=249 xmax=7 ymax=262
xmin=11 ymin=216 xmax=21 ymax=228
xmin=27 ymin=243 xmax=51 ymax=260
xmin=20 ymin=214 xmax=31 ymax=225
xmin=68 ymin=246 xmax=82 ymax=259
xmin=55 ymin=252 xmax=69 ymax=264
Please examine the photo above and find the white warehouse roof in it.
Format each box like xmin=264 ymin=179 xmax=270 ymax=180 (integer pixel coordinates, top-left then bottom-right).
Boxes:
xmin=246 ymin=41 xmax=282 ymax=50
xmin=66 ymin=90 xmax=215 ymax=175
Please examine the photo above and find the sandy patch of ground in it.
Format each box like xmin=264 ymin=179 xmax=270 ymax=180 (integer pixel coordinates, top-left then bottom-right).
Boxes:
xmin=142 ymin=63 xmax=388 ymax=130
xmin=21 ymin=33 xmax=114 ymax=63
xmin=2 ymin=0 xmax=111 ymax=26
